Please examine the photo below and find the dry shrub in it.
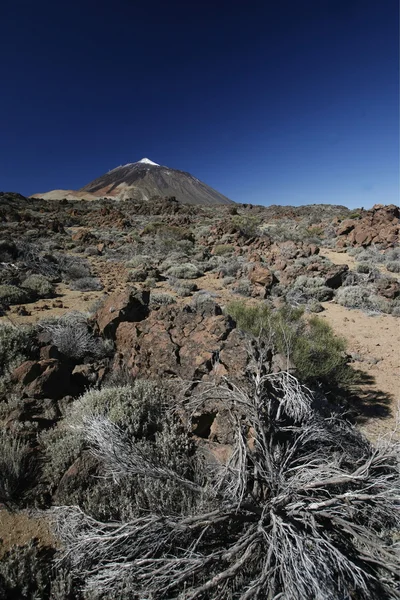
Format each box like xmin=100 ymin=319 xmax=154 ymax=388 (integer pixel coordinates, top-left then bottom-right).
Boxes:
xmin=52 ymin=360 xmax=399 ymax=600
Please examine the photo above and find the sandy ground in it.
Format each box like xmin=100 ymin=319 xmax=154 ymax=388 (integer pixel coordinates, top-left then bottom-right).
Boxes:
xmin=319 ymin=250 xmax=400 ymax=441
xmin=319 ymin=302 xmax=399 ymax=441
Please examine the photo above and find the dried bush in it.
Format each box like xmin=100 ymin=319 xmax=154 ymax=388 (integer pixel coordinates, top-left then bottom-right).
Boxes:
xmin=171 ymin=280 xmax=198 ymax=297
xmin=126 ymin=268 xmax=148 ymax=282
xmin=40 ymin=313 xmax=107 ymax=360
xmin=17 ymin=241 xmax=61 ymax=279
xmin=70 ymin=277 xmax=103 ymax=291
xmin=233 ymin=278 xmax=252 ymax=296
xmin=0 ymin=284 xmax=31 ymax=305
xmin=287 ymin=275 xmax=334 ymax=304
xmin=125 ymin=255 xmax=154 ymax=269
xmin=62 ymin=259 xmax=91 ymax=281
xmin=218 ymin=258 xmax=241 ymax=277
xmin=52 ymin=363 xmax=399 ymax=600
xmin=385 ymin=248 xmax=400 ymax=262
xmin=336 ymin=285 xmax=392 ymax=314
xmin=0 ymin=429 xmax=31 ymax=504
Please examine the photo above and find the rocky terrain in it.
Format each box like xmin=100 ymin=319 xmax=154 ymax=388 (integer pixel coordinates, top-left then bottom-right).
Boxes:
xmin=0 ymin=190 xmax=399 ymax=599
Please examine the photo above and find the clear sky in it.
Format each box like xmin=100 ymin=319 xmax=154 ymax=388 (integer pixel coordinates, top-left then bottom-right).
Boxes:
xmin=1 ymin=0 xmax=398 ymax=207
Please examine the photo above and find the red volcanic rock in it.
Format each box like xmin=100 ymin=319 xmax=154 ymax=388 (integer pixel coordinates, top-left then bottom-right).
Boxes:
xmin=95 ymin=288 xmax=149 ymax=338
xmin=114 ymin=304 xmax=249 ymax=381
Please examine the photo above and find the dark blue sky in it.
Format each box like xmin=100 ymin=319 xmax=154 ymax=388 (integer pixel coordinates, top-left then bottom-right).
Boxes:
xmin=1 ymin=0 xmax=398 ymax=207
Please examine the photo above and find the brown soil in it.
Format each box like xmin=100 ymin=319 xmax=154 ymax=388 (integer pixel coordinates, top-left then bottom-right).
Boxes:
xmin=0 ymin=508 xmax=55 ymax=558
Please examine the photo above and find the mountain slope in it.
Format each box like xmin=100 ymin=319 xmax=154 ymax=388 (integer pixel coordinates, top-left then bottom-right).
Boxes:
xmin=32 ymin=158 xmax=234 ymax=206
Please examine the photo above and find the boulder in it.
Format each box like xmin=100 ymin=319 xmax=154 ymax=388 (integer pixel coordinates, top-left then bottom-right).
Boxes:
xmin=114 ymin=304 xmax=249 ymax=381
xmin=95 ymin=287 xmax=150 ymax=338
xmin=248 ymin=264 xmax=276 ymax=289
xmin=375 ymin=278 xmax=400 ymax=299
xmin=324 ymin=264 xmax=349 ymax=289
xmin=12 ymin=359 xmax=75 ymax=399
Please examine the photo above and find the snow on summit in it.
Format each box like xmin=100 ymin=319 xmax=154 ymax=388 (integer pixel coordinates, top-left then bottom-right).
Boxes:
xmin=137 ymin=158 xmax=159 ymax=166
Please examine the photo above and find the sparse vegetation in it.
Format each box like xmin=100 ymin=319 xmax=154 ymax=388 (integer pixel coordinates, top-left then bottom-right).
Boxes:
xmin=0 ymin=193 xmax=398 ymax=599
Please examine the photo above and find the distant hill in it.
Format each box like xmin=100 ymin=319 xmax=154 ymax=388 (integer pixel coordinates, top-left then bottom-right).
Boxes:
xmin=31 ymin=158 xmax=234 ymax=206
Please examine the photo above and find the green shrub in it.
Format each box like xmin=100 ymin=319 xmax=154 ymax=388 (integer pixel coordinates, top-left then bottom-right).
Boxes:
xmin=40 ymin=425 xmax=84 ymax=489
xmin=227 ymin=301 xmax=351 ymax=388
xmin=0 ymin=429 xmax=31 ymax=503
xmin=336 ymin=285 xmax=392 ymax=313
xmin=72 ymin=381 xmax=168 ymax=439
xmin=0 ymin=323 xmax=35 ymax=377
xmin=21 ymin=274 xmax=54 ymax=298
xmin=166 ymin=263 xmax=203 ymax=279
xmin=150 ymin=293 xmax=176 ymax=306
xmin=386 ymin=261 xmax=400 ymax=274
xmin=0 ymin=543 xmax=55 ymax=600
xmin=231 ymin=215 xmax=261 ymax=237
xmin=213 ymin=244 xmax=234 ymax=256
xmin=292 ymin=317 xmax=349 ymax=384
xmin=0 ymin=284 xmax=31 ymax=305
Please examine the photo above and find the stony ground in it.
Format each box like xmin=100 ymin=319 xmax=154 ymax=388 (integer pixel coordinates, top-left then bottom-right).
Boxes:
xmin=0 ymin=193 xmax=399 ymax=597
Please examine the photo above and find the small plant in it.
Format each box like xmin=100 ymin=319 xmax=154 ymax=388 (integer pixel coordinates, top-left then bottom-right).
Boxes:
xmin=0 ymin=284 xmax=31 ymax=305
xmin=232 ymin=278 xmax=252 ymax=296
xmin=0 ymin=323 xmax=35 ymax=377
xmin=166 ymin=263 xmax=203 ymax=279
xmin=21 ymin=274 xmax=54 ymax=298
xmin=0 ymin=429 xmax=31 ymax=504
xmin=386 ymin=260 xmax=400 ymax=273
xmin=150 ymin=292 xmax=176 ymax=307
xmin=336 ymin=285 xmax=392 ymax=314
xmin=70 ymin=277 xmax=103 ymax=291
xmin=40 ymin=313 xmax=107 ymax=360
xmin=213 ymin=244 xmax=234 ymax=256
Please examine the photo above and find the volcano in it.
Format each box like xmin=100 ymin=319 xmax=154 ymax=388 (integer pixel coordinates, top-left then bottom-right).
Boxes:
xmin=32 ymin=158 xmax=234 ymax=206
